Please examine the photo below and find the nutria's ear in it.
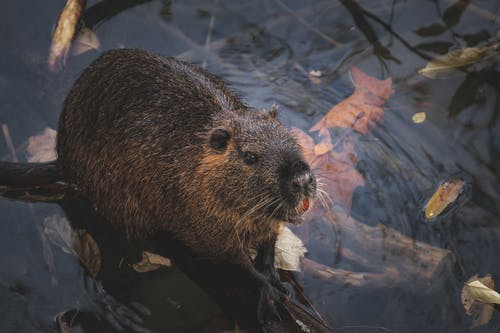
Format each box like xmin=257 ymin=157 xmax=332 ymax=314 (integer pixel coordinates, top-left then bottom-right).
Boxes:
xmin=263 ymin=104 xmax=279 ymax=119
xmin=209 ymin=127 xmax=231 ymax=150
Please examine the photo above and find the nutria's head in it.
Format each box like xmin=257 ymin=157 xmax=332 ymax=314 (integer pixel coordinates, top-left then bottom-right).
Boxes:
xmin=199 ymin=107 xmax=316 ymax=227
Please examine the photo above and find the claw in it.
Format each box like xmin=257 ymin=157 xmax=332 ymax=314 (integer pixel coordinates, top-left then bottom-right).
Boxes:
xmin=257 ymin=283 xmax=294 ymax=326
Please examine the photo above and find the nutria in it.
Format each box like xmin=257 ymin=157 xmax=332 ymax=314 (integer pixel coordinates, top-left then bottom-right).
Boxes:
xmin=57 ymin=48 xmax=315 ymax=269
xmin=0 ymin=48 xmax=314 ymax=326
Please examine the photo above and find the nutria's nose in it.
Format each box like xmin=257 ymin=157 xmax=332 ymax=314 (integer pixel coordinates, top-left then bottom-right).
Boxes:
xmin=292 ymin=171 xmax=316 ymax=193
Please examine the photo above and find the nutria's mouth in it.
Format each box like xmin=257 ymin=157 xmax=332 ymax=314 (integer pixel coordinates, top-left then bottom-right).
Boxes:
xmin=283 ymin=196 xmax=313 ymax=225
xmin=298 ymin=197 xmax=310 ymax=213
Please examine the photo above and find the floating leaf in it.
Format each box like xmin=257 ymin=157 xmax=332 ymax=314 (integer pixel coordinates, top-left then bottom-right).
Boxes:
xmin=309 ymin=70 xmax=322 ymax=77
xmin=462 ymin=275 xmax=498 ymax=327
xmin=418 ymin=41 xmax=500 ymax=78
xmin=465 ymin=280 xmax=500 ymax=304
xmin=48 ymin=0 xmax=85 ymax=71
xmin=310 ymin=66 xmax=393 ymax=135
xmin=132 ymin=251 xmax=172 ymax=273
xmin=424 ymin=178 xmax=464 ymax=220
xmin=274 ymin=225 xmax=307 ymax=271
xmin=26 ymin=127 xmax=57 ymax=163
xmin=412 ymin=112 xmax=426 ymax=124
xmin=72 ymin=27 xmax=100 ymax=56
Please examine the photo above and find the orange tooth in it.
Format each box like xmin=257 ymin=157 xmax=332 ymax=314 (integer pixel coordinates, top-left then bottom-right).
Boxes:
xmin=300 ymin=198 xmax=310 ymax=212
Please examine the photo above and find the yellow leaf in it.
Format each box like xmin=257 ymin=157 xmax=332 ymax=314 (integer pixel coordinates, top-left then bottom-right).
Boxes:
xmin=424 ymin=178 xmax=464 ymax=220
xmin=465 ymin=280 xmax=500 ymax=304
xmin=462 ymin=275 xmax=498 ymax=327
xmin=412 ymin=112 xmax=426 ymax=124
xmin=419 ymin=41 xmax=500 ymax=79
xmin=48 ymin=0 xmax=85 ymax=71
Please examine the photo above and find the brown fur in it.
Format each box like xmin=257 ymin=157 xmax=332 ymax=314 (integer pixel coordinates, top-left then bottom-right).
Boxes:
xmin=57 ymin=49 xmax=315 ymax=265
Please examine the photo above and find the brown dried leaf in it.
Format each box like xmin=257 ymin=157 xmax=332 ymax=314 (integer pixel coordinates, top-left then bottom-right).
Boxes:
xmin=72 ymin=229 xmax=101 ymax=278
xmin=48 ymin=0 xmax=85 ymax=72
xmin=26 ymin=127 xmax=57 ymax=163
xmin=424 ymin=178 xmax=464 ymax=220
xmin=310 ymin=66 xmax=393 ymax=135
xmin=462 ymin=275 xmax=498 ymax=327
xmin=293 ymin=128 xmax=364 ymax=211
xmin=132 ymin=251 xmax=172 ymax=273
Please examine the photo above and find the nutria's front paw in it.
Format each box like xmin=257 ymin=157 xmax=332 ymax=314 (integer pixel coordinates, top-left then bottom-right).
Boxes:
xmin=257 ymin=283 xmax=293 ymax=327
xmin=268 ymin=273 xmax=292 ymax=297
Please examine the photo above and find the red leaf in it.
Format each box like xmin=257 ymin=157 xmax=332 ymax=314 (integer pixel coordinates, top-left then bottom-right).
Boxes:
xmin=310 ymin=66 xmax=393 ymax=135
xmin=292 ymin=128 xmax=364 ymax=211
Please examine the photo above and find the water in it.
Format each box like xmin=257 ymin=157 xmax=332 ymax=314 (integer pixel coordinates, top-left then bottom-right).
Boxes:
xmin=0 ymin=0 xmax=499 ymax=332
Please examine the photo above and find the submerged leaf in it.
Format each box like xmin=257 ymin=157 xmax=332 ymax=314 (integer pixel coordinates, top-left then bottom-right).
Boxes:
xmin=448 ymin=74 xmax=484 ymax=117
xmin=310 ymin=66 xmax=393 ymax=135
xmin=43 ymin=215 xmax=75 ymax=255
xmin=415 ymin=41 xmax=454 ymax=54
xmin=293 ymin=128 xmax=364 ymax=211
xmin=442 ymin=0 xmax=470 ymax=27
xmin=419 ymin=42 xmax=500 ymax=78
xmin=424 ymin=178 xmax=464 ymax=220
xmin=414 ymin=23 xmax=448 ymax=37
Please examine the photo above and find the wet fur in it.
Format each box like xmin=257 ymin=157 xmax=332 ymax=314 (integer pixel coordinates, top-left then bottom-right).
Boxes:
xmin=57 ymin=49 xmax=314 ymax=266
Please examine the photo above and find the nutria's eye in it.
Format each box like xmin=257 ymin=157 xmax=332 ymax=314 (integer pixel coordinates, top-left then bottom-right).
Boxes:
xmin=243 ymin=152 xmax=257 ymax=165
xmin=209 ymin=127 xmax=230 ymax=150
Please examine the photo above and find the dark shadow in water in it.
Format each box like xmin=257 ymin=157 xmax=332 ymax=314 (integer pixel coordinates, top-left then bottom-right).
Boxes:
xmin=58 ymin=196 xmax=331 ymax=333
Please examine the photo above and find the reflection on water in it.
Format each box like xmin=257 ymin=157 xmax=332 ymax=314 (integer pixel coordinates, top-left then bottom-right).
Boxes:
xmin=0 ymin=0 xmax=499 ymax=332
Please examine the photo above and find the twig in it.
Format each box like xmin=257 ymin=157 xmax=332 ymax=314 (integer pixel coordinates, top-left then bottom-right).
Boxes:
xmin=1 ymin=124 xmax=59 ymax=286
xmin=202 ymin=0 xmax=219 ymax=69
xmin=272 ymin=0 xmax=342 ymax=47
xmin=1 ymin=124 xmax=18 ymax=162
xmin=338 ymin=0 xmax=400 ymax=63
xmin=337 ymin=324 xmax=399 ymax=332
xmin=357 ymin=6 xmax=433 ymax=62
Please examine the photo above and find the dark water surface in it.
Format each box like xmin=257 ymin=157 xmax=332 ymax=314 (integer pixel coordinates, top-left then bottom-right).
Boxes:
xmin=1 ymin=0 xmax=499 ymax=332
